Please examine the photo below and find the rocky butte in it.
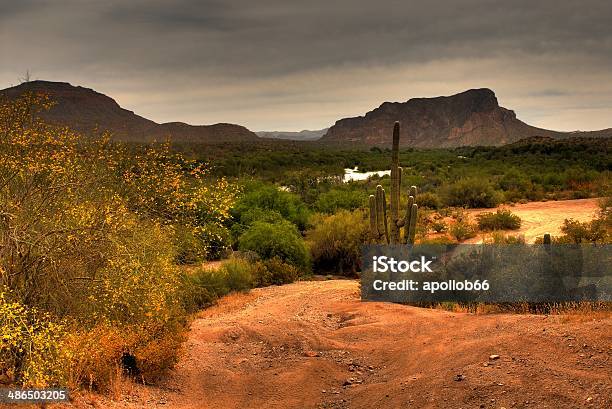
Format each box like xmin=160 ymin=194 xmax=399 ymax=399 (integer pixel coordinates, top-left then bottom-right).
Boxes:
xmin=320 ymin=88 xmax=612 ymax=148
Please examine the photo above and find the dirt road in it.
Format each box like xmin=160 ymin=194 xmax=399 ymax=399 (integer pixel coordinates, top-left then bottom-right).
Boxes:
xmin=467 ymin=198 xmax=601 ymax=243
xmin=86 ymin=280 xmax=611 ymax=409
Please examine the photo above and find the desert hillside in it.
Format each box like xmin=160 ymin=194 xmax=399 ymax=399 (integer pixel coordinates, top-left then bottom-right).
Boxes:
xmin=0 ymin=81 xmax=259 ymax=144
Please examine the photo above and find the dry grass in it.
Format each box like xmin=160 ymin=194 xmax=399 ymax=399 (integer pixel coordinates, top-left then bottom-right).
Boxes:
xmin=430 ymin=301 xmax=611 ymax=316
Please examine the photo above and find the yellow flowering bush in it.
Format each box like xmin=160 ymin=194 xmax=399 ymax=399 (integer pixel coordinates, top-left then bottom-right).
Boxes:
xmin=0 ymin=92 xmax=236 ymax=388
xmin=112 ymin=142 xmax=238 ymax=261
xmin=0 ymin=291 xmax=68 ymax=387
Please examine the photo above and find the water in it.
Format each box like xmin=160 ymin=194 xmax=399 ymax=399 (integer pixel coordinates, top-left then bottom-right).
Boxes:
xmin=343 ymin=167 xmax=391 ymax=183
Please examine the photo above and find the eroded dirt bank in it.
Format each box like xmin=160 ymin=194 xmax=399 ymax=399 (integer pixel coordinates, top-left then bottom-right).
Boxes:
xmin=79 ymin=280 xmax=611 ymax=409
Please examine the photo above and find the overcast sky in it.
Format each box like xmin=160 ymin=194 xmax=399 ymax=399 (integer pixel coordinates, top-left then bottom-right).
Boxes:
xmin=1 ymin=0 xmax=611 ymax=131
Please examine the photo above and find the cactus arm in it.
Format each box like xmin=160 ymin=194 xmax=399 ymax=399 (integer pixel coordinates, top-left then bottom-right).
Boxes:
xmin=402 ymin=194 xmax=415 ymax=241
xmin=406 ymin=203 xmax=418 ymax=245
xmin=409 ymin=185 xmax=417 ymax=198
xmin=396 ymin=166 xmax=404 ymax=227
xmin=398 ymin=166 xmax=402 ymax=194
xmin=382 ymin=187 xmax=390 ymax=243
xmin=389 ymin=122 xmax=401 ymax=244
xmin=369 ymin=194 xmax=378 ymax=239
xmin=375 ymin=185 xmax=389 ymax=243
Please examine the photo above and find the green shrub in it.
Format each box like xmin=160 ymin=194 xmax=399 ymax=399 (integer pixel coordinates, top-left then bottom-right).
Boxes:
xmin=233 ymin=183 xmax=311 ymax=230
xmin=498 ymin=169 xmax=531 ymax=192
xmin=314 ymin=189 xmax=365 ymax=214
xmin=418 ymin=236 xmax=457 ymax=245
xmin=571 ymin=190 xmax=591 ymax=199
xmin=252 ymin=257 xmax=300 ymax=287
xmin=488 ymin=232 xmax=526 ymax=244
xmin=560 ymin=218 xmax=607 ymax=243
xmin=221 ymin=259 xmax=254 ymax=291
xmin=431 ymin=220 xmax=448 ymax=233
xmin=230 ymin=208 xmax=286 ymax=243
xmin=417 ymin=192 xmax=442 ymax=209
xmin=444 ymin=178 xmax=501 ymax=208
xmin=306 ymin=210 xmax=369 ymax=276
xmin=238 ymin=207 xmax=286 ymax=225
xmin=180 ymin=269 xmax=225 ymax=312
xmin=180 ymin=258 xmax=254 ymax=312
xmin=450 ymin=220 xmax=478 ymax=241
xmin=238 ymin=221 xmax=311 ymax=270
xmin=476 ymin=209 xmax=522 ymax=231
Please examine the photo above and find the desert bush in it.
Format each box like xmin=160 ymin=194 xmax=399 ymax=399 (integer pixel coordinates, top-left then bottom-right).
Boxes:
xmin=476 ymin=209 xmax=522 ymax=231
xmin=449 ymin=220 xmax=478 ymax=241
xmin=62 ymin=325 xmax=126 ymax=390
xmin=114 ymin=145 xmax=237 ymax=262
xmin=0 ymin=92 xmax=232 ymax=388
xmin=252 ymin=257 xmax=300 ymax=287
xmin=560 ymin=218 xmax=607 ymax=243
xmin=194 ymin=223 xmax=233 ymax=260
xmin=173 ymin=225 xmax=209 ymax=265
xmin=180 ymin=268 xmax=231 ymax=313
xmin=220 ymin=259 xmax=254 ymax=291
xmin=306 ymin=210 xmax=369 ymax=276
xmin=487 ymin=232 xmax=526 ymax=244
xmin=0 ymin=291 xmax=68 ymax=387
xmin=443 ymin=178 xmax=501 ymax=208
xmin=417 ymin=191 xmax=442 ymax=209
xmin=418 ymin=236 xmax=458 ymax=245
xmin=430 ymin=220 xmax=448 ymax=233
xmin=498 ymin=169 xmax=531 ymax=192
xmin=232 ymin=182 xmax=311 ymax=230
xmin=314 ymin=189 xmax=365 ymax=214
xmin=237 ymin=207 xmax=286 ymax=226
xmin=238 ymin=221 xmax=310 ymax=270
xmin=229 ymin=207 xmax=286 ymax=242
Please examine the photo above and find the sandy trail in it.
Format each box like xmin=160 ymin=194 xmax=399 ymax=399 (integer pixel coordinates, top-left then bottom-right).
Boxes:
xmin=84 ymin=280 xmax=611 ymax=409
xmin=466 ymin=198 xmax=601 ymax=243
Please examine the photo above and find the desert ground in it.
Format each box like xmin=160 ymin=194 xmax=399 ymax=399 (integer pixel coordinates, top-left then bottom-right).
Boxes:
xmin=467 ymin=198 xmax=601 ymax=243
xmin=70 ymin=279 xmax=611 ymax=409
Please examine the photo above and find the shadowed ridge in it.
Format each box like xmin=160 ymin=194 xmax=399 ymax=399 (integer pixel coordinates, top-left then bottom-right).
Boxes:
xmin=0 ymin=80 xmax=259 ymax=144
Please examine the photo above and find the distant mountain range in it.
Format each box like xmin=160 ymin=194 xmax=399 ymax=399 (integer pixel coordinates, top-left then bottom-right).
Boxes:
xmin=256 ymin=129 xmax=328 ymax=141
xmin=1 ymin=81 xmax=610 ymax=147
xmin=320 ymin=88 xmax=612 ymax=147
xmin=0 ymin=81 xmax=258 ymax=143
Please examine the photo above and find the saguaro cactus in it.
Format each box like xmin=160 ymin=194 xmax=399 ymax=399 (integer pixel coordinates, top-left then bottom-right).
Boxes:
xmin=369 ymin=122 xmax=418 ymax=244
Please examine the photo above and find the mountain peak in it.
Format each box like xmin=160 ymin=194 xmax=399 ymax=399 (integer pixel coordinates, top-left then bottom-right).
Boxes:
xmin=321 ymin=88 xmax=543 ymax=147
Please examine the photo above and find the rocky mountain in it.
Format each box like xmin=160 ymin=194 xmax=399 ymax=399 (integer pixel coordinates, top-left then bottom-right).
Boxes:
xmin=0 ymin=81 xmax=258 ymax=143
xmin=256 ymin=128 xmax=328 ymax=141
xmin=320 ymin=88 xmax=612 ymax=147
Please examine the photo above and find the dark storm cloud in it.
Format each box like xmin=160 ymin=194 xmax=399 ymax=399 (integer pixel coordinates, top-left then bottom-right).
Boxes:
xmin=1 ymin=0 xmax=611 ymax=130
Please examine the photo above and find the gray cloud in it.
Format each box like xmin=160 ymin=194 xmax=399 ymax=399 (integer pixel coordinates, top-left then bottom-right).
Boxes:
xmin=1 ymin=0 xmax=611 ymax=130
